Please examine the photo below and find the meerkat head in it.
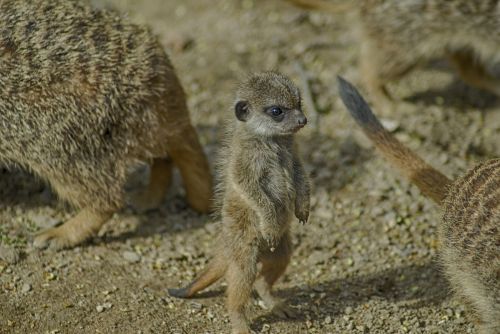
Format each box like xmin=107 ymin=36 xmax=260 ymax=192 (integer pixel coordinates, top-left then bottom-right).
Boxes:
xmin=234 ymin=71 xmax=307 ymax=136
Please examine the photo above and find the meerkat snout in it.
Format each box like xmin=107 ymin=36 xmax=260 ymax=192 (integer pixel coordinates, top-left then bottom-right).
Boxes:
xmin=297 ymin=114 xmax=307 ymax=125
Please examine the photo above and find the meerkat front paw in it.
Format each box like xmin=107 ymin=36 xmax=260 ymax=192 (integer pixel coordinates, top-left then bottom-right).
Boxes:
xmin=295 ymin=205 xmax=309 ymax=225
xmin=260 ymin=226 xmax=281 ymax=252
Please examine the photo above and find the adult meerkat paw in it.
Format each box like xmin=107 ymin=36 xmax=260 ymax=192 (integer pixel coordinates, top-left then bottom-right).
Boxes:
xmin=271 ymin=302 xmax=298 ymax=319
xmin=33 ymin=226 xmax=84 ymax=250
xmin=33 ymin=208 xmax=110 ymax=250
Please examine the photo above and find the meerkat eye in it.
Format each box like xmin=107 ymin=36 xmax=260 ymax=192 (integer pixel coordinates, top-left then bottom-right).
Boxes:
xmin=268 ymin=107 xmax=283 ymax=117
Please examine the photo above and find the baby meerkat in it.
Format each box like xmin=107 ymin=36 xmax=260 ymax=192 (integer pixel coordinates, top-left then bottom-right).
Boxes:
xmin=168 ymin=72 xmax=311 ymax=334
xmin=0 ymin=0 xmax=213 ymax=250
xmin=338 ymin=77 xmax=499 ymax=334
xmin=286 ymin=0 xmax=500 ymax=111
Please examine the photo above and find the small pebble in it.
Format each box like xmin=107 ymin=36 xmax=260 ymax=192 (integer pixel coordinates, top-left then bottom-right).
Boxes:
xmin=122 ymin=251 xmax=141 ymax=263
xmin=29 ymin=214 xmax=60 ymax=229
xmin=96 ymin=303 xmax=113 ymax=313
xmin=21 ymin=283 xmax=31 ymax=293
xmin=0 ymin=245 xmax=20 ymax=264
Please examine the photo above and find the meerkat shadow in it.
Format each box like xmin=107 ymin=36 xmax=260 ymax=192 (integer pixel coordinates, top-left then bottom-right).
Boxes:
xmin=0 ymin=166 xmax=59 ymax=209
xmin=251 ymin=261 xmax=450 ymax=328
xmin=99 ymin=201 xmax=212 ymax=246
xmin=405 ymin=79 xmax=499 ymax=110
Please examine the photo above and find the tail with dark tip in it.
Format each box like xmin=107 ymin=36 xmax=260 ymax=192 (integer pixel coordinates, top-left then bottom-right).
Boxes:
xmin=168 ymin=258 xmax=227 ymax=298
xmin=283 ymin=0 xmax=354 ymax=13
xmin=337 ymin=76 xmax=452 ymax=205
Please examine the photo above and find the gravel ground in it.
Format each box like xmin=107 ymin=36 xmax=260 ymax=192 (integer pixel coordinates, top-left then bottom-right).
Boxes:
xmin=1 ymin=1 xmax=499 ymax=333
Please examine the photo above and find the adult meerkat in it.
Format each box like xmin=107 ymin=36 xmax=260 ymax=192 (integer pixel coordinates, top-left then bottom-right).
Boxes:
xmin=168 ymin=72 xmax=311 ymax=334
xmin=338 ymin=77 xmax=499 ymax=334
xmin=286 ymin=0 xmax=500 ymax=110
xmin=0 ymin=0 xmax=213 ymax=250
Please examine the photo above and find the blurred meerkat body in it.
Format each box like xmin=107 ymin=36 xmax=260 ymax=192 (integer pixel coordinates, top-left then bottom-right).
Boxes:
xmin=286 ymin=0 xmax=500 ymax=110
xmin=168 ymin=72 xmax=311 ymax=334
xmin=0 ymin=0 xmax=212 ymax=249
xmin=338 ymin=77 xmax=500 ymax=334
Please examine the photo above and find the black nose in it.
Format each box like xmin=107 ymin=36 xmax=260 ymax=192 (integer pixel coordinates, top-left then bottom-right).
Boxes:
xmin=298 ymin=117 xmax=307 ymax=126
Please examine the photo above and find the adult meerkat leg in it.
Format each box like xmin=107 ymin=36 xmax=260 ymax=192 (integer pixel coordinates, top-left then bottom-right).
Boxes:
xmin=31 ymin=167 xmax=120 ymax=250
xmin=447 ymin=50 xmax=500 ymax=96
xmin=359 ymin=38 xmax=393 ymax=110
xmin=133 ymin=157 xmax=174 ymax=212
xmin=359 ymin=37 xmax=417 ymax=112
xmin=33 ymin=207 xmax=112 ymax=250
xmin=254 ymin=234 xmax=295 ymax=318
xmin=166 ymin=123 xmax=213 ymax=213
xmin=159 ymin=76 xmax=213 ymax=214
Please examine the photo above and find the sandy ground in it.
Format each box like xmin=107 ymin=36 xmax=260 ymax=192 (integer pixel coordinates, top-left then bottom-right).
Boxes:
xmin=1 ymin=1 xmax=499 ymax=333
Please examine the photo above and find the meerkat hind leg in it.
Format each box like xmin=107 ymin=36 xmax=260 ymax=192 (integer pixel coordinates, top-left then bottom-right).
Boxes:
xmin=226 ymin=259 xmax=258 ymax=334
xmin=360 ymin=40 xmax=418 ymax=113
xmin=447 ymin=50 xmax=500 ymax=96
xmin=33 ymin=207 xmax=112 ymax=250
xmin=167 ymin=123 xmax=213 ymax=214
xmin=133 ymin=157 xmax=173 ymax=213
xmin=168 ymin=256 xmax=227 ymax=298
xmin=254 ymin=235 xmax=296 ymax=319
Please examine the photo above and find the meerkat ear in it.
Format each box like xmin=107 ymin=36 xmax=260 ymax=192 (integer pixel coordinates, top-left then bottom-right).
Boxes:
xmin=235 ymin=101 xmax=249 ymax=122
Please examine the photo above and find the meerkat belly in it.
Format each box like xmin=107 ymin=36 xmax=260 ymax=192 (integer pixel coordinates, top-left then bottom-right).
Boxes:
xmin=274 ymin=167 xmax=296 ymax=215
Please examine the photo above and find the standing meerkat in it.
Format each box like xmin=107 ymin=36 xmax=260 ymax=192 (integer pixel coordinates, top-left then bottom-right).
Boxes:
xmin=0 ymin=0 xmax=213 ymax=250
xmin=168 ymin=72 xmax=311 ymax=334
xmin=338 ymin=77 xmax=499 ymax=334
xmin=285 ymin=0 xmax=500 ymax=110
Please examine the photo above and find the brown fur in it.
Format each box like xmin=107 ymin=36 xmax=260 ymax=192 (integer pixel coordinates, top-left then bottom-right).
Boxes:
xmin=338 ymin=77 xmax=500 ymax=334
xmin=168 ymin=72 xmax=311 ymax=334
xmin=0 ymin=0 xmax=213 ymax=250
xmin=287 ymin=0 xmax=500 ymax=111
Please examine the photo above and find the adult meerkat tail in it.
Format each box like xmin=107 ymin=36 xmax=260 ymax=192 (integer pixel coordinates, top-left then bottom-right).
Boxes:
xmin=168 ymin=259 xmax=227 ymax=298
xmin=337 ymin=76 xmax=452 ymax=204
xmin=283 ymin=0 xmax=354 ymax=13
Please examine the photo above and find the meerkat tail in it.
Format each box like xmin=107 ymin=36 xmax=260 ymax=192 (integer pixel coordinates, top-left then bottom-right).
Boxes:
xmin=337 ymin=76 xmax=452 ymax=204
xmin=283 ymin=0 xmax=354 ymax=13
xmin=168 ymin=259 xmax=227 ymax=298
